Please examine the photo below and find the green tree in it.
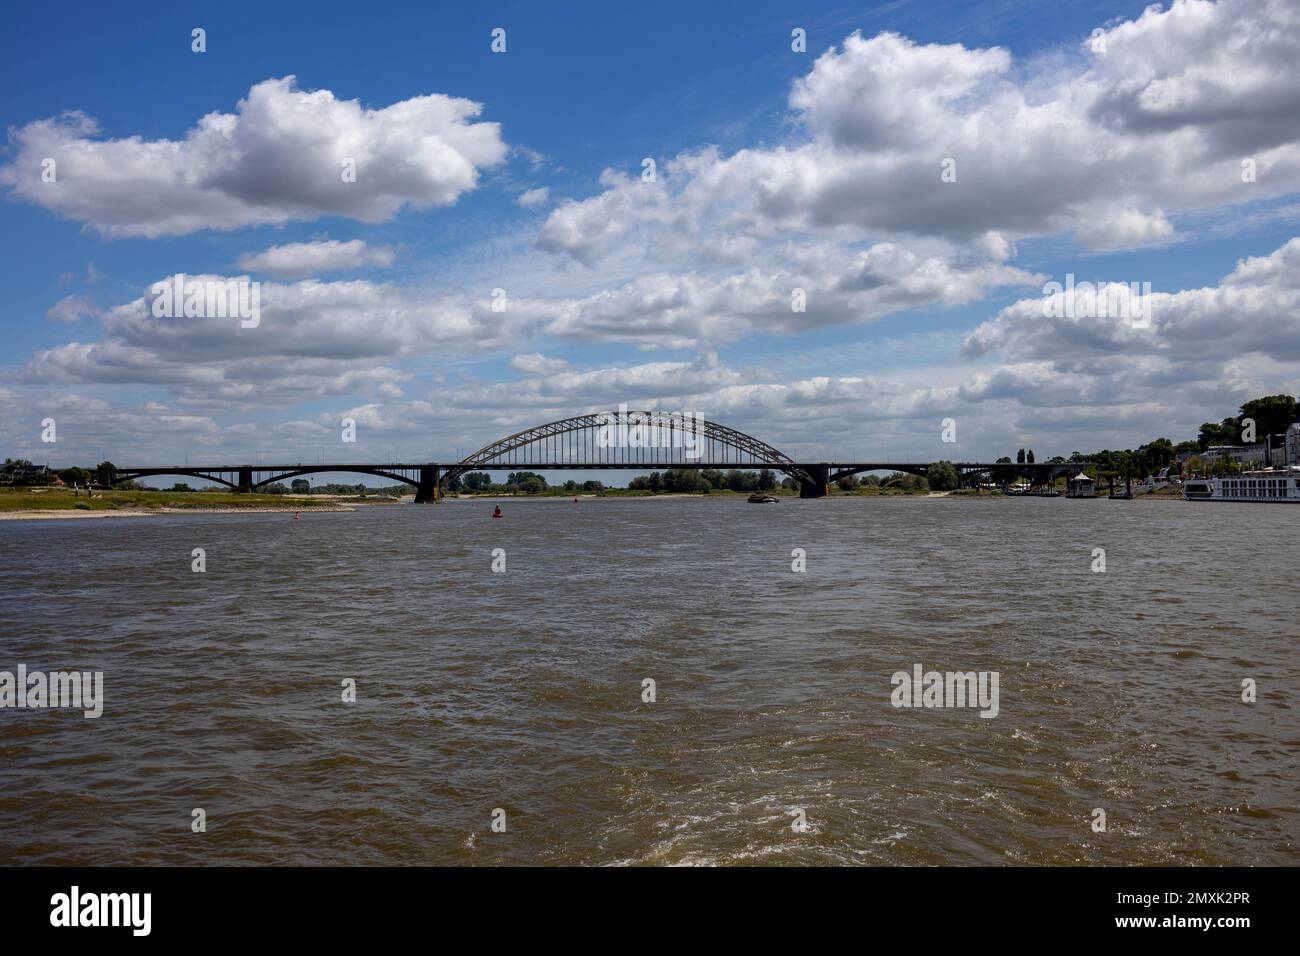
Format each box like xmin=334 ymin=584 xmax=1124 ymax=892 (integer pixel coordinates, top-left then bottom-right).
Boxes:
xmin=927 ymin=460 xmax=960 ymax=491
xmin=664 ymin=468 xmax=705 ymax=493
xmin=882 ymin=472 xmax=926 ymax=491
xmin=506 ymin=471 xmax=547 ymax=489
xmin=94 ymin=461 xmax=117 ymax=488
xmin=758 ymin=468 xmax=776 ymax=491
xmin=58 ymin=466 xmax=89 ymax=486
xmin=1141 ymin=438 xmax=1175 ymax=469
xmin=1238 ymin=394 xmax=1299 ymax=438
xmin=1197 ymin=418 xmax=1239 ymax=450
xmin=724 ymin=469 xmax=753 ymax=492
xmin=291 ymin=478 xmax=311 ymax=494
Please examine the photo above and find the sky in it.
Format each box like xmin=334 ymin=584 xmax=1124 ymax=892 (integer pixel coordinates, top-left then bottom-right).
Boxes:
xmin=2 ymin=0 xmax=1299 ymax=483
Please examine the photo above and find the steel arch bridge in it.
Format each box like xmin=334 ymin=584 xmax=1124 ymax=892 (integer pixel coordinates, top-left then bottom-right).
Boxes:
xmin=443 ymin=411 xmax=815 ymax=487
xmin=116 ymin=412 xmax=1079 ymax=501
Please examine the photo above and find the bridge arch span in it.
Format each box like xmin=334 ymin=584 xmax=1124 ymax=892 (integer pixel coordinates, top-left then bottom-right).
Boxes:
xmin=827 ymin=464 xmax=931 ymax=485
xmin=249 ymin=467 xmax=422 ymax=490
xmin=114 ymin=468 xmax=241 ymax=490
xmin=445 ymin=411 xmax=812 ymax=486
xmin=117 ymin=465 xmax=433 ymax=497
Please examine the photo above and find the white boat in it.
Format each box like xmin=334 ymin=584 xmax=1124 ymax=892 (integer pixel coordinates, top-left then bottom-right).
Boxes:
xmin=1182 ymin=467 xmax=1300 ymax=502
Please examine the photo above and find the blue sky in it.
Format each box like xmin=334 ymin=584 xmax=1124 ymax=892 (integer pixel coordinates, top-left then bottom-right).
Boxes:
xmin=2 ymin=0 xmax=1299 ymax=480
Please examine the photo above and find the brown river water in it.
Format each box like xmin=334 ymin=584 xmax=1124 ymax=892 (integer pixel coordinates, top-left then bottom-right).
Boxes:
xmin=1 ymin=495 xmax=1296 ymax=865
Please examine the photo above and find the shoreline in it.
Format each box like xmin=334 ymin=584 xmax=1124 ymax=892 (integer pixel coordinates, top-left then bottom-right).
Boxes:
xmin=0 ymin=504 xmax=357 ymax=521
xmin=0 ymin=489 xmax=1188 ymax=519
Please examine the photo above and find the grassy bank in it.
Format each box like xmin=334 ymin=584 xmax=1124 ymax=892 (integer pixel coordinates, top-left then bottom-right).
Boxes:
xmin=0 ymin=488 xmax=360 ymax=513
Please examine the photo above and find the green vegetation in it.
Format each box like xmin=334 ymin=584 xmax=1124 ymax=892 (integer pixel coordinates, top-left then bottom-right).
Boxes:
xmin=825 ymin=393 xmax=1286 ymax=492
xmin=0 ymin=488 xmax=347 ymax=513
xmin=926 ymin=460 xmax=961 ymax=491
xmin=1004 ymin=392 xmax=1299 ymax=482
xmin=451 ymin=466 xmax=945 ymax=496
xmin=628 ymin=468 xmax=778 ymax=494
xmin=455 ymin=471 xmax=601 ymax=495
xmin=1196 ymin=394 xmax=1297 ymax=448
xmin=280 ymin=481 xmax=405 ymax=497
xmin=832 ymin=472 xmax=922 ymax=493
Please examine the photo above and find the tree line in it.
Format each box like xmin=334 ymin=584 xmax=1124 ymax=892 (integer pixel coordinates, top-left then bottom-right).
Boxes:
xmin=7 ymin=394 xmax=1293 ymax=492
xmin=1027 ymin=393 xmax=1298 ymax=479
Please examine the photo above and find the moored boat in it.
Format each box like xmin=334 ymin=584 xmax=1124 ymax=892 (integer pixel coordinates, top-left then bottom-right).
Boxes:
xmin=1182 ymin=467 xmax=1300 ymax=502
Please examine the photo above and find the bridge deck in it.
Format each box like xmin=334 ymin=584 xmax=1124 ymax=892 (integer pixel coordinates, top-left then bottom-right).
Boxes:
xmin=119 ymin=462 xmax=1065 ymax=471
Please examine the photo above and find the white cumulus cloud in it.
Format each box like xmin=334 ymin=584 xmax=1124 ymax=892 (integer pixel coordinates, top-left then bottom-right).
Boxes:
xmin=0 ymin=77 xmax=508 ymax=237
xmin=237 ymin=239 xmax=396 ymax=278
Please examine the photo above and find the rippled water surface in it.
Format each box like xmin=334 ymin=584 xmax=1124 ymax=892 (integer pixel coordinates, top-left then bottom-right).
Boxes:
xmin=1 ymin=496 xmax=1296 ymax=865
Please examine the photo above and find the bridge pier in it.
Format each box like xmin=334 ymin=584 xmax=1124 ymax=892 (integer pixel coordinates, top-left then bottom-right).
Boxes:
xmin=414 ymin=465 xmax=440 ymax=504
xmin=798 ymin=464 xmax=831 ymax=499
xmin=237 ymin=466 xmax=253 ymax=493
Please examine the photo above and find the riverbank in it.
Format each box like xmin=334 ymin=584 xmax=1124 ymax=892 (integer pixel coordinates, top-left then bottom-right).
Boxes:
xmin=0 ymin=488 xmax=390 ymax=519
xmin=1 ymin=484 xmax=1192 ymax=519
xmin=0 ymin=505 xmax=360 ymax=521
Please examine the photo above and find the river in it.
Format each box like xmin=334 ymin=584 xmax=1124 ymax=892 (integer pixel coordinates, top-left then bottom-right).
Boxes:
xmin=1 ymin=495 xmax=1295 ymax=864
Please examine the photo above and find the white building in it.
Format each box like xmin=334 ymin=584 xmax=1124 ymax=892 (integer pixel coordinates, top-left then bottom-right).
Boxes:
xmin=1203 ymin=444 xmax=1269 ymax=467
xmin=1066 ymin=471 xmax=1096 ymax=498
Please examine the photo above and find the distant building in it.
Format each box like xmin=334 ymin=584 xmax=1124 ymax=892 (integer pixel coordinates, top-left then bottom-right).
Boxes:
xmin=0 ymin=462 xmax=52 ymax=485
xmin=1288 ymin=423 xmax=1300 ymax=467
xmin=1204 ymin=444 xmax=1269 ymax=467
xmin=1066 ymin=471 xmax=1096 ymax=498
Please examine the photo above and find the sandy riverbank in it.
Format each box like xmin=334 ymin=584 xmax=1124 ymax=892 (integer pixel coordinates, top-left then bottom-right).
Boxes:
xmin=0 ymin=505 xmax=356 ymax=521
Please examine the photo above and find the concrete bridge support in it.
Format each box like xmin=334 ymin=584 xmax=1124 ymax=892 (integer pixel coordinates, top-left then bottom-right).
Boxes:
xmin=414 ymin=465 xmax=440 ymax=504
xmin=238 ymin=466 xmax=253 ymax=493
xmin=798 ymin=464 xmax=831 ymax=499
